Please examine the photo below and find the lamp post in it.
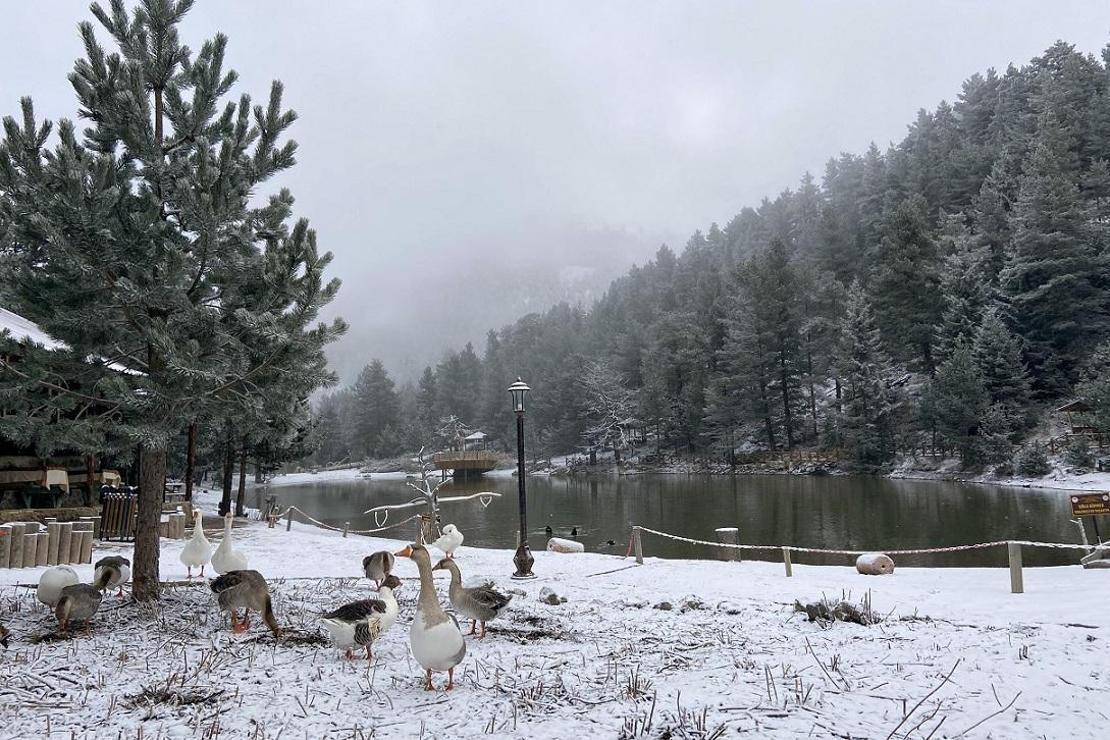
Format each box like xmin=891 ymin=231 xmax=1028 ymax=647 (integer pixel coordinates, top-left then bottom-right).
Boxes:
xmin=508 ymin=378 xmax=535 ymax=579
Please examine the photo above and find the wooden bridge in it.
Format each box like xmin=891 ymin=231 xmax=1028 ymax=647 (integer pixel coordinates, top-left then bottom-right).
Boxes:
xmin=432 ymin=450 xmax=500 ymax=479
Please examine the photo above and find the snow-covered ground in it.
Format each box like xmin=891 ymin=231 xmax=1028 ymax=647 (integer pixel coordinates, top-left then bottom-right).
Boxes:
xmin=2 ymin=498 xmax=1107 ymax=738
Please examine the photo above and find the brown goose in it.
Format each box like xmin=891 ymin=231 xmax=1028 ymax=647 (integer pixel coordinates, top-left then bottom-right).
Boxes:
xmin=396 ymin=544 xmax=466 ymax=690
xmin=432 ymin=558 xmax=512 ymax=638
xmin=362 ymin=551 xmax=395 ymax=588
xmin=55 ymin=584 xmax=103 ymax=632
xmin=210 ymin=570 xmax=281 ymax=636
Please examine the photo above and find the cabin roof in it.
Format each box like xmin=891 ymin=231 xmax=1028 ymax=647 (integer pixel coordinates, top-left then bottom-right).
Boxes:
xmin=1056 ymin=400 xmax=1091 ymax=413
xmin=464 ymin=431 xmax=487 ymax=440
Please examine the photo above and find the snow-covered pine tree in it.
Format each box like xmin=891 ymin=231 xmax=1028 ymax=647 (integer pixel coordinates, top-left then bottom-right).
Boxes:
xmin=833 ymin=281 xmax=899 ymax=464
xmin=872 ymin=194 xmax=943 ymax=373
xmin=933 ymin=215 xmax=993 ymax=363
xmin=925 ymin=344 xmax=990 ymax=466
xmin=351 ymin=359 xmax=401 ymax=459
xmin=971 ymin=308 xmax=1032 ymax=434
xmin=1001 ymin=113 xmax=1110 ymax=395
xmin=0 ymin=1 xmax=344 ymax=599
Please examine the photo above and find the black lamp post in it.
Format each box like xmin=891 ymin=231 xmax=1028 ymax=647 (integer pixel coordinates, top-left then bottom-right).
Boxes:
xmin=508 ymin=378 xmax=535 ymax=579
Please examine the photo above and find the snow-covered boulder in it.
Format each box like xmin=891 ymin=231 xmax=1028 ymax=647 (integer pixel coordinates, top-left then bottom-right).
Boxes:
xmin=546 ymin=537 xmax=584 ymax=553
xmin=856 ymin=552 xmax=895 ymax=575
xmin=539 ymin=586 xmax=566 ymax=605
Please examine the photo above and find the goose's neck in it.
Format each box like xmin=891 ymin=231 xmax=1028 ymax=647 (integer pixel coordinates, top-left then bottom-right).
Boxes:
xmin=223 ymin=517 xmax=233 ymax=536
xmin=445 ymin=563 xmax=462 ymax=594
xmin=414 ymin=557 xmax=441 ymax=613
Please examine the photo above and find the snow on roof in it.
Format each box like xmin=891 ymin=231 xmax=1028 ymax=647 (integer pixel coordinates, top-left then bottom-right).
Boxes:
xmin=0 ymin=306 xmax=65 ymax=351
xmin=464 ymin=431 xmax=487 ymax=440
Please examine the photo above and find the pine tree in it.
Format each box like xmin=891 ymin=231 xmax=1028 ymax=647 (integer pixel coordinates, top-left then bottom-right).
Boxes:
xmin=833 ymin=282 xmax=899 ymax=464
xmin=0 ymin=1 xmax=344 ymax=599
xmin=971 ymin=309 xmax=1031 ymax=431
xmin=1000 ymin=115 xmax=1109 ymax=395
xmin=926 ymin=344 xmax=990 ymax=466
xmin=351 ymin=360 xmax=400 ymax=458
xmin=934 ymin=216 xmax=993 ymax=362
xmin=872 ymin=194 xmax=943 ymax=371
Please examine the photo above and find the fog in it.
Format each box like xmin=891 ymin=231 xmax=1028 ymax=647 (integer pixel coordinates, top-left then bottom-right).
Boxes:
xmin=3 ymin=1 xmax=1108 ymax=383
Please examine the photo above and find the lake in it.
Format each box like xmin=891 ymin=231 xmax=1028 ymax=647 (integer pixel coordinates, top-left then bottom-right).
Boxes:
xmin=260 ymin=474 xmax=1086 ymax=567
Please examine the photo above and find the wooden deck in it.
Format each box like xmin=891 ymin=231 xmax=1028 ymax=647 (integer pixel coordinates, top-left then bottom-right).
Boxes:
xmin=432 ymin=450 xmax=500 ymax=478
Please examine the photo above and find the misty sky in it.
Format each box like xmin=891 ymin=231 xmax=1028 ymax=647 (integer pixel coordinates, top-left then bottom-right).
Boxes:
xmin=3 ymin=2 xmax=1109 ymax=383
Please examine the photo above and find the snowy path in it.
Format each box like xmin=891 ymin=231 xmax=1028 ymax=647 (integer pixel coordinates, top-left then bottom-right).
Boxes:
xmin=1 ymin=508 xmax=1107 ymax=739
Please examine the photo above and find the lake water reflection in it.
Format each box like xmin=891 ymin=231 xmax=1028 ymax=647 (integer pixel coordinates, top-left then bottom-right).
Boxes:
xmin=261 ymin=474 xmax=1082 ymax=567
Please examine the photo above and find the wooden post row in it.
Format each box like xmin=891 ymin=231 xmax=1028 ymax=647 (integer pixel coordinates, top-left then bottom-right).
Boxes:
xmin=633 ymin=526 xmax=644 ymax=565
xmin=0 ymin=525 xmax=10 ymax=568
xmin=783 ymin=547 xmax=793 ymax=577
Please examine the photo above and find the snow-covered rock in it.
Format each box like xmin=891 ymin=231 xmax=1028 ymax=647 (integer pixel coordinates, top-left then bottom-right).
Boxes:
xmin=856 ymin=552 xmax=895 ymax=575
xmin=547 ymin=537 xmax=585 ymax=553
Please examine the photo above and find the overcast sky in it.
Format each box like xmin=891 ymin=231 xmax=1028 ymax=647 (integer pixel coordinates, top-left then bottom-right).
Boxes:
xmin=3 ymin=2 xmax=1109 ymax=383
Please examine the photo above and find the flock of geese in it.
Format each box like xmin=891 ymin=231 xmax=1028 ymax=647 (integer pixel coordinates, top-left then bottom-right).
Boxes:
xmin=2 ymin=512 xmax=510 ymax=691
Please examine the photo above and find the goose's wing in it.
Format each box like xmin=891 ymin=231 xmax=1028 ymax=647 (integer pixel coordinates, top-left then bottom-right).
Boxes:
xmin=94 ymin=555 xmax=128 ymax=570
xmin=323 ymin=599 xmax=386 ymax=622
xmin=469 ymin=585 xmax=512 ymax=611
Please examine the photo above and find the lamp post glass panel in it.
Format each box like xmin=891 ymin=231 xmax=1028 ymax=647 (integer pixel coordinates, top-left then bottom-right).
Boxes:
xmin=508 ymin=378 xmax=535 ymax=579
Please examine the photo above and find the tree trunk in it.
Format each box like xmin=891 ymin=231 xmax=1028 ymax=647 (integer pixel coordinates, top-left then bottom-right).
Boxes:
xmin=133 ymin=445 xmax=167 ymax=601
xmin=778 ymin=351 xmax=795 ymax=449
xmin=254 ymin=462 xmax=264 ymax=484
xmin=219 ymin=427 xmax=234 ymax=516
xmin=236 ymin=438 xmax=248 ymax=516
xmin=184 ymin=421 xmax=197 ymax=502
xmin=613 ymin=446 xmax=622 ymax=465
xmin=84 ymin=454 xmax=96 ymax=506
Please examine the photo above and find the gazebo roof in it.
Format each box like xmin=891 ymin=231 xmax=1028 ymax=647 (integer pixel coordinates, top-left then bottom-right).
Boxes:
xmin=464 ymin=431 xmax=487 ymax=440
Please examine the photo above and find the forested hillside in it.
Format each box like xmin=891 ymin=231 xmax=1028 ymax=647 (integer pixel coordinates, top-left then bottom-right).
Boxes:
xmin=313 ymin=41 xmax=1110 ymax=471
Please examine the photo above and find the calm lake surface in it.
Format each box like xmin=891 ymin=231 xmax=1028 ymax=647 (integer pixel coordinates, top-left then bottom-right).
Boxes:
xmin=261 ymin=474 xmax=1085 ymax=567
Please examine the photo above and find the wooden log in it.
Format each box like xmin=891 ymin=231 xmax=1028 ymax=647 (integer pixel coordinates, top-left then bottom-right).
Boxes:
xmin=343 ymin=521 xmax=349 ymax=538
xmin=35 ymin=532 xmax=49 ymax=566
xmin=633 ymin=526 xmax=644 ymax=565
xmin=0 ymin=525 xmax=11 ymax=569
xmin=715 ymin=527 xmax=741 ymax=562
xmin=57 ymin=523 xmax=73 ymax=565
xmin=1008 ymin=541 xmax=1024 ymax=594
xmin=22 ymin=531 xmax=38 ymax=568
xmin=8 ymin=524 xmax=25 ymax=569
xmin=79 ymin=530 xmax=94 ymax=564
xmin=286 ymin=508 xmax=293 ymax=531
xmin=47 ymin=521 xmax=62 ymax=565
xmin=783 ymin=547 xmax=793 ymax=577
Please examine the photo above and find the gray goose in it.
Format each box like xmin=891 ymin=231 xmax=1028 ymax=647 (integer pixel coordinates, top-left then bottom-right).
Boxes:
xmin=0 ymin=621 xmax=9 ymax=648
xmin=432 ymin=558 xmax=512 ymax=638
xmin=55 ymin=584 xmax=103 ymax=632
xmin=362 ymin=551 xmax=395 ymax=588
xmin=210 ymin=570 xmax=281 ymax=636
xmin=93 ymin=555 xmax=131 ymax=598
xmin=321 ymin=574 xmax=401 ymax=659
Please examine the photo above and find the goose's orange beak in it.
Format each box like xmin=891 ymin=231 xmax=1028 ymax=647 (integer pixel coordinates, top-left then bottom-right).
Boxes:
xmin=395 ymin=545 xmax=413 ymax=557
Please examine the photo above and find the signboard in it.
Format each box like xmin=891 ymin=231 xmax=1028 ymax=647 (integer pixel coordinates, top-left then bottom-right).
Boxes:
xmin=1069 ymin=492 xmax=1110 ymax=518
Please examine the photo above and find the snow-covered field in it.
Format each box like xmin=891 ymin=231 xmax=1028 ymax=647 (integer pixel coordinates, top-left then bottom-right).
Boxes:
xmin=2 ymin=496 xmax=1108 ymax=739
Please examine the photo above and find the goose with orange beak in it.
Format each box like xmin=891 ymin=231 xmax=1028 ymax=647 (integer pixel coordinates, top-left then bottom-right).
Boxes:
xmin=396 ymin=543 xmax=466 ymax=690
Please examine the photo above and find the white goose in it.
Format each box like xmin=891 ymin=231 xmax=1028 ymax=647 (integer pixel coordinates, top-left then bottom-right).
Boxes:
xmin=37 ymin=566 xmax=79 ymax=608
xmin=180 ymin=509 xmax=213 ymax=578
xmin=397 ymin=543 xmax=466 ymax=690
xmin=211 ymin=513 xmax=248 ymax=575
xmin=431 ymin=524 xmax=464 ymax=559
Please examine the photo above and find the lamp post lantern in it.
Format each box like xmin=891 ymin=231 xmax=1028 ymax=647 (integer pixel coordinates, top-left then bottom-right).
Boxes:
xmin=508 ymin=378 xmax=535 ymax=579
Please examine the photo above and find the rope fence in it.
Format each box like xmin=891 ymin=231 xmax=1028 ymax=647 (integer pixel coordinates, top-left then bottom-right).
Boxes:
xmin=269 ymin=505 xmax=423 ymax=538
xmin=629 ymin=525 xmax=1107 ymax=594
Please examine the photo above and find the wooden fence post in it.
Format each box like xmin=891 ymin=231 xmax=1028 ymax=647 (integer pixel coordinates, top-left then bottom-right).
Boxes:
xmin=715 ymin=527 xmax=741 ymax=562
xmin=782 ymin=547 xmax=793 ymax=577
xmin=8 ymin=524 xmax=25 ymax=569
xmin=22 ymin=530 xmax=38 ymax=568
xmin=343 ymin=522 xmax=350 ymax=538
xmin=0 ymin=525 xmax=11 ymax=569
xmin=632 ymin=526 xmax=644 ymax=565
xmin=1008 ymin=541 xmax=1024 ymax=594
xmin=57 ymin=523 xmax=72 ymax=565
xmin=35 ymin=532 xmax=49 ymax=566
xmin=286 ymin=508 xmax=293 ymax=532
xmin=47 ymin=521 xmax=61 ymax=565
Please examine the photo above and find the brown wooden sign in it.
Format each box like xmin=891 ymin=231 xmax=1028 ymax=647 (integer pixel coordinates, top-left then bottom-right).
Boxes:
xmin=1069 ymin=492 xmax=1110 ymax=518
